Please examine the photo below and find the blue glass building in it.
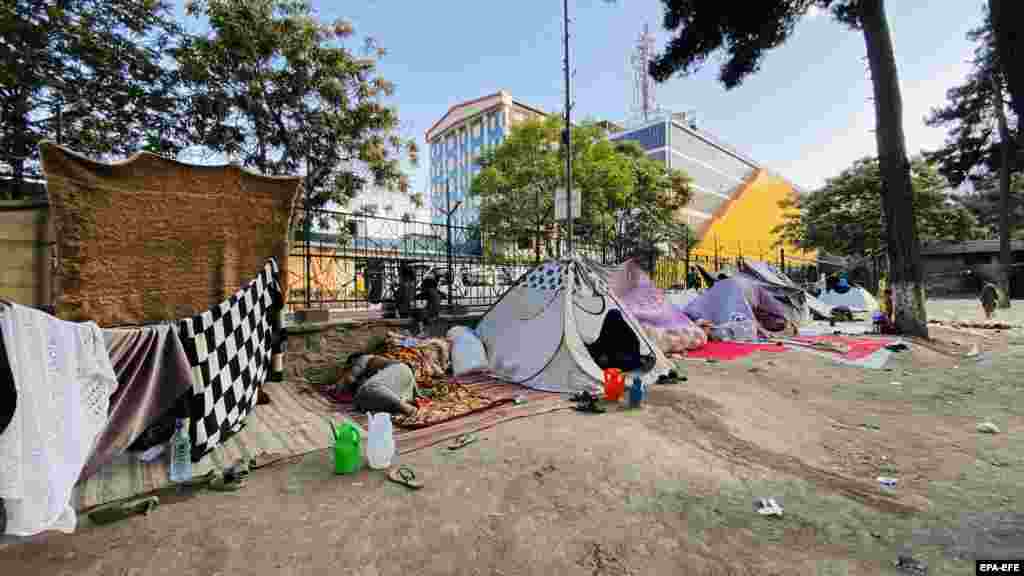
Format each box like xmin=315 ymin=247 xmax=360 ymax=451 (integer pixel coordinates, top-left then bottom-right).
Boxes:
xmin=426 ymin=91 xmax=547 ymax=229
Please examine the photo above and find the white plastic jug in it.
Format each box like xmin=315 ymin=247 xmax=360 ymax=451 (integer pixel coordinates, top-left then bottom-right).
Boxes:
xmin=366 ymin=412 xmax=395 ymax=470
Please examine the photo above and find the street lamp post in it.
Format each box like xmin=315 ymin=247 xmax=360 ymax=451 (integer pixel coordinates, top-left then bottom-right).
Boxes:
xmin=563 ymin=0 xmax=574 ymax=257
xmin=445 ymin=180 xmax=462 ymax=313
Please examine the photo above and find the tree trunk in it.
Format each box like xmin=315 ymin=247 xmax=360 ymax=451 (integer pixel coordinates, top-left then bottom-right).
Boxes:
xmin=859 ymin=0 xmax=928 ymax=337
xmin=992 ymin=73 xmax=1013 ymax=308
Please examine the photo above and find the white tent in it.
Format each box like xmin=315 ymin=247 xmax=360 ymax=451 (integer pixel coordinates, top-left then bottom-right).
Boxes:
xmin=476 ymin=258 xmax=673 ymax=394
xmin=818 ymin=285 xmax=880 ymax=313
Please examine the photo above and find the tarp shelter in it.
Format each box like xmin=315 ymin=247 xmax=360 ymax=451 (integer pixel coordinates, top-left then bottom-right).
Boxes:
xmin=682 ymin=276 xmax=785 ymax=329
xmin=590 ymin=259 xmax=707 ymax=352
xmin=737 ymin=260 xmax=810 ymax=324
xmin=686 ymin=261 xmax=810 ymax=331
xmin=818 ymin=285 xmax=879 ymax=314
xmin=476 ymin=258 xmax=673 ymax=394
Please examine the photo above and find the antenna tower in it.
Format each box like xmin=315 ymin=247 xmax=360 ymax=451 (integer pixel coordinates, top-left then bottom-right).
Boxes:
xmin=631 ymin=23 xmax=659 ymax=122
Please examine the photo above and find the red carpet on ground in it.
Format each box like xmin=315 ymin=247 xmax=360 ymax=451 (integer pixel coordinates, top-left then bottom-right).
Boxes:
xmin=789 ymin=335 xmax=894 ymax=360
xmin=684 ymin=340 xmax=787 ymax=361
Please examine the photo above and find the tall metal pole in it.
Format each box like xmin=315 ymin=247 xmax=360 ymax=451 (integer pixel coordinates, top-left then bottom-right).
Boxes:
xmin=304 ymin=158 xmax=312 ymax=309
xmin=445 ymin=179 xmax=454 ymax=312
xmin=563 ymin=0 xmax=573 ymax=257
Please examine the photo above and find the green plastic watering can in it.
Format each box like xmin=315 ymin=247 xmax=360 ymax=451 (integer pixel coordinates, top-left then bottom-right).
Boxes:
xmin=331 ymin=420 xmax=362 ymax=475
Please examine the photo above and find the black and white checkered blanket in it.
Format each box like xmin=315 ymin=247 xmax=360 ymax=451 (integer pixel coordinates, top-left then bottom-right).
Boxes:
xmin=178 ymin=259 xmax=282 ymax=462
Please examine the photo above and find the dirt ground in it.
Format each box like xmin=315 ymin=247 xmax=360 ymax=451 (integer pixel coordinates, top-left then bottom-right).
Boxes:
xmin=2 ymin=300 xmax=1023 ymax=575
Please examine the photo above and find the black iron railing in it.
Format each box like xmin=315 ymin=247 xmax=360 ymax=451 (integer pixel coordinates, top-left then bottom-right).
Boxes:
xmin=287 ymin=208 xmax=831 ymax=314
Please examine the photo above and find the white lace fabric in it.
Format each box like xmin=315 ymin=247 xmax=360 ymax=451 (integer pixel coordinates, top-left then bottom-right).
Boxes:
xmin=0 ymin=304 xmax=116 ymax=536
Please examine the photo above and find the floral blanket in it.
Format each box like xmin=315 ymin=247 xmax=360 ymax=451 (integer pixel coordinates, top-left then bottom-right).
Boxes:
xmin=377 ymin=331 xmax=450 ymax=389
xmin=393 ymin=374 xmax=517 ymax=430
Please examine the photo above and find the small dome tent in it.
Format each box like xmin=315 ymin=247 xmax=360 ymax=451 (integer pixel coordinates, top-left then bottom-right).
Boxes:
xmin=475 ymin=258 xmax=673 ymax=394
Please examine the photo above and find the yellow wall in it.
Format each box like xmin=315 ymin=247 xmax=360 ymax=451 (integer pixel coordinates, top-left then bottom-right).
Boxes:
xmin=694 ymin=169 xmax=815 ymax=262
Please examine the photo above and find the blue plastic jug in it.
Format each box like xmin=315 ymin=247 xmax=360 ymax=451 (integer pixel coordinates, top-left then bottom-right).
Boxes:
xmin=629 ymin=376 xmax=644 ymax=408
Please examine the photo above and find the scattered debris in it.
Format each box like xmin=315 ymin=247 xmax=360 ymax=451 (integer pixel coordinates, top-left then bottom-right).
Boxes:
xmin=137 ymin=444 xmax=166 ymax=463
xmin=87 ymin=496 xmax=160 ymax=525
xmin=755 ymin=497 xmax=783 ymax=517
xmin=976 ymin=422 xmax=1001 ymax=434
xmin=577 ymin=542 xmax=631 ymax=576
xmin=447 ymin=433 xmax=479 ymax=451
xmin=877 ymin=477 xmax=898 ymax=488
xmin=894 ymin=555 xmax=928 ymax=575
xmin=930 ymin=319 xmax=1017 ymax=330
xmin=533 ymin=464 xmax=558 ymax=482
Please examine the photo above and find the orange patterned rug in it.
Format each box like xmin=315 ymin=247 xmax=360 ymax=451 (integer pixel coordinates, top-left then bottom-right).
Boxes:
xmin=290 ymin=372 xmax=571 ymax=454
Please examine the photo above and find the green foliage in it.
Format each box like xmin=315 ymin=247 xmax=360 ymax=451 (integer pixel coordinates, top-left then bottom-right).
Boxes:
xmin=176 ymin=0 xmax=416 ymax=209
xmin=0 ymin=0 xmax=182 ymax=182
xmin=469 ymin=117 xmax=692 ymax=258
xmin=650 ymin=0 xmax=862 ymax=87
xmin=989 ymin=0 xmax=1024 ymax=126
xmin=924 ymin=13 xmax=1018 ymax=188
xmin=611 ymin=140 xmax=693 ymax=258
xmin=956 ymin=174 xmax=1024 ymax=239
xmin=775 ymin=157 xmax=981 ymax=255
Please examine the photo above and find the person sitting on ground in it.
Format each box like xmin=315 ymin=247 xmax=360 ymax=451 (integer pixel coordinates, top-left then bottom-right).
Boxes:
xmin=873 ymin=287 xmax=899 ymax=334
xmin=335 ymin=353 xmax=418 ymax=417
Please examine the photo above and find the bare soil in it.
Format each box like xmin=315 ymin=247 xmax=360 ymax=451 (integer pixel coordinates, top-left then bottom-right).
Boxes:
xmin=2 ymin=301 xmax=1023 ymax=575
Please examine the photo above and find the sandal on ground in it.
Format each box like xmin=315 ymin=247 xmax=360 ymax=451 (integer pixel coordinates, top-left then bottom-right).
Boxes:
xmin=447 ymin=433 xmax=478 ymax=451
xmin=211 ymin=463 xmax=249 ymax=492
xmin=574 ymin=401 xmax=607 ymax=413
xmin=210 ymin=474 xmax=246 ymax=492
xmin=88 ymin=496 xmax=160 ymax=525
xmin=181 ymin=470 xmax=218 ymax=488
xmin=387 ymin=465 xmax=424 ymax=490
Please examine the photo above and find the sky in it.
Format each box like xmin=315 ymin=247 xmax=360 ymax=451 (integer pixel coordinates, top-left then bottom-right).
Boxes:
xmin=175 ymin=0 xmax=987 ymax=195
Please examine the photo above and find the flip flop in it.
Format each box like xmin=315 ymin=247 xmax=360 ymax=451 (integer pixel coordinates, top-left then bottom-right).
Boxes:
xmin=447 ymin=433 xmax=478 ymax=451
xmin=387 ymin=465 xmax=424 ymax=490
xmin=181 ymin=470 xmax=218 ymax=488
xmin=210 ymin=474 xmax=246 ymax=492
xmin=88 ymin=496 xmax=160 ymax=525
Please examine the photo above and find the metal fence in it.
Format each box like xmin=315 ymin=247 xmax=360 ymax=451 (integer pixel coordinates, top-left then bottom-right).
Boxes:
xmin=288 ymin=207 xmax=830 ymax=315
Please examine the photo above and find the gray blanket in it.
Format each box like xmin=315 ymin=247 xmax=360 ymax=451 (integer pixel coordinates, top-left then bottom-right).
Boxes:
xmin=78 ymin=324 xmax=193 ymax=482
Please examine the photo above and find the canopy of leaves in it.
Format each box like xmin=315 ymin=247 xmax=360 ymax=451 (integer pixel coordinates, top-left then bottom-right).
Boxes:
xmin=775 ymin=157 xmax=981 ymax=256
xmin=989 ymin=0 xmax=1024 ymax=126
xmin=469 ymin=117 xmax=692 ymax=256
xmin=924 ymin=14 xmax=1019 ymax=187
xmin=176 ymin=0 xmax=416 ymax=209
xmin=0 ymin=0 xmax=180 ymax=187
xmin=955 ymin=174 xmax=1024 ymax=239
xmin=649 ymin=0 xmax=860 ymax=87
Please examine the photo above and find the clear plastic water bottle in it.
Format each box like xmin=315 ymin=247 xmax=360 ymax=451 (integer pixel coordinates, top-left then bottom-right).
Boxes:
xmin=169 ymin=418 xmax=193 ymax=483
